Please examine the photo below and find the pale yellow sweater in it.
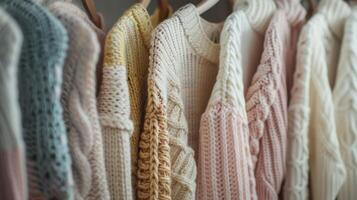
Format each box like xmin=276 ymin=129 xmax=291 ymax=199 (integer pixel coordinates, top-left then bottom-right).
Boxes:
xmin=97 ymin=3 xmax=171 ymax=200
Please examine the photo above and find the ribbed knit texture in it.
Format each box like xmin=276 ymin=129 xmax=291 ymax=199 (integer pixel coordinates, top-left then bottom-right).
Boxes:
xmin=97 ymin=4 xmax=171 ymax=199
xmin=286 ymin=0 xmax=349 ymax=199
xmin=196 ymin=11 xmax=257 ymax=200
xmin=137 ymin=4 xmax=223 ymax=200
xmin=0 ymin=0 xmax=74 ymax=199
xmin=49 ymin=2 xmax=110 ymax=200
xmin=334 ymin=5 xmax=357 ymax=200
xmin=244 ymin=1 xmax=305 ymax=199
xmin=0 ymin=8 xmax=27 ymax=200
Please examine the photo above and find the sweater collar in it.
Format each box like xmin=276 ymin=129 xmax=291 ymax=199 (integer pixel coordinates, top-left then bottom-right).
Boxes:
xmin=318 ymin=0 xmax=351 ymax=39
xmin=234 ymin=0 xmax=276 ymax=35
xmin=176 ymin=4 xmax=222 ymax=64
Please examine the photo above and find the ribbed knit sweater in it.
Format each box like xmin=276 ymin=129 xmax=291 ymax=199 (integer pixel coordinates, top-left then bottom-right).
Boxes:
xmin=0 ymin=0 xmax=74 ymax=199
xmin=285 ymin=0 xmax=349 ymax=199
xmin=97 ymin=4 xmax=171 ymax=199
xmin=97 ymin=3 xmax=170 ymax=199
xmin=197 ymin=0 xmax=281 ymax=199
xmin=49 ymin=2 xmax=110 ymax=200
xmin=137 ymin=4 xmax=223 ymax=200
xmin=334 ymin=5 xmax=357 ymax=200
xmin=243 ymin=0 xmax=305 ymax=199
xmin=0 ymin=8 xmax=27 ymax=200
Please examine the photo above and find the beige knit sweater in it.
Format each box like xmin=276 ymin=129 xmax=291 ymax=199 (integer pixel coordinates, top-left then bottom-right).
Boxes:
xmin=137 ymin=4 xmax=223 ymax=200
xmin=49 ymin=2 xmax=110 ymax=200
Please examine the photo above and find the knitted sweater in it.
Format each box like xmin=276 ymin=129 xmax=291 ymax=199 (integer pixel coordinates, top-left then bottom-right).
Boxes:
xmin=0 ymin=0 xmax=74 ymax=199
xmin=285 ymin=0 xmax=349 ymax=199
xmin=246 ymin=1 xmax=305 ymax=199
xmin=333 ymin=5 xmax=357 ymax=200
xmin=196 ymin=0 xmax=281 ymax=199
xmin=49 ymin=2 xmax=110 ymax=200
xmin=0 ymin=8 xmax=27 ymax=200
xmin=137 ymin=4 xmax=223 ymax=199
xmin=97 ymin=4 xmax=171 ymax=199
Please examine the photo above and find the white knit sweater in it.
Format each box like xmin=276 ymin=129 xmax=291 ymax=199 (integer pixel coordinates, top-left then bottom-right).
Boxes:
xmin=333 ymin=5 xmax=357 ymax=200
xmin=285 ymin=0 xmax=349 ymax=199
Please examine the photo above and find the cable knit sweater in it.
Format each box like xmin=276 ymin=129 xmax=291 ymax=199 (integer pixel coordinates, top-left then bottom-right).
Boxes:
xmin=0 ymin=8 xmax=27 ymax=200
xmin=137 ymin=4 xmax=224 ymax=199
xmin=244 ymin=1 xmax=304 ymax=198
xmin=97 ymin=3 xmax=170 ymax=199
xmin=284 ymin=0 xmax=349 ymax=199
xmin=241 ymin=0 xmax=305 ymax=200
xmin=333 ymin=5 xmax=357 ymax=200
xmin=0 ymin=0 xmax=74 ymax=199
xmin=49 ymin=2 xmax=110 ymax=200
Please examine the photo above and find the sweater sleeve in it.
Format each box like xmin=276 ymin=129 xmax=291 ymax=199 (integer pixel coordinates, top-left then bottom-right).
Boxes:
xmin=97 ymin=27 xmax=134 ymax=200
xmin=197 ymin=13 xmax=257 ymax=200
xmin=137 ymin=22 xmax=172 ymax=200
xmin=283 ymin=22 xmax=311 ymax=200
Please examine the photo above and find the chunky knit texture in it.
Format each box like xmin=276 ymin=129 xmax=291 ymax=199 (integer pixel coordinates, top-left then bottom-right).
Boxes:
xmin=333 ymin=5 xmax=357 ymax=200
xmin=0 ymin=8 xmax=27 ymax=200
xmin=245 ymin=1 xmax=305 ymax=199
xmin=49 ymin=2 xmax=110 ymax=200
xmin=285 ymin=0 xmax=349 ymax=199
xmin=137 ymin=4 xmax=223 ymax=200
xmin=97 ymin=4 xmax=171 ymax=199
xmin=0 ymin=0 xmax=74 ymax=199
xmin=196 ymin=11 xmax=257 ymax=200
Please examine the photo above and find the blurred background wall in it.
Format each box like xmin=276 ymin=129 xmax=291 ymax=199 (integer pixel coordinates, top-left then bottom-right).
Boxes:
xmin=73 ymin=0 xmax=231 ymax=28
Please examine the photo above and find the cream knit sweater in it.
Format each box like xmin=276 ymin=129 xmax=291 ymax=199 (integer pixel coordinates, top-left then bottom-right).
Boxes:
xmin=49 ymin=2 xmax=110 ymax=200
xmin=137 ymin=4 xmax=223 ymax=199
xmin=285 ymin=0 xmax=349 ymax=199
xmin=334 ymin=5 xmax=357 ymax=200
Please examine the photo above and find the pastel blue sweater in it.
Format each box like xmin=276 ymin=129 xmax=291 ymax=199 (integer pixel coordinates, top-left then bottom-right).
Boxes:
xmin=0 ymin=0 xmax=74 ymax=199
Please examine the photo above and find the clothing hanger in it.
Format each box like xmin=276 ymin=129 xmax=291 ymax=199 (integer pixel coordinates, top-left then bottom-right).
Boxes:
xmin=138 ymin=0 xmax=170 ymax=21
xmin=81 ymin=0 xmax=102 ymax=28
xmin=196 ymin=0 xmax=220 ymax=15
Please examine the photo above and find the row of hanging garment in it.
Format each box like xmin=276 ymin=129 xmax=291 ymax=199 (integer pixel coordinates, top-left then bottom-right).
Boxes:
xmin=0 ymin=0 xmax=357 ymax=199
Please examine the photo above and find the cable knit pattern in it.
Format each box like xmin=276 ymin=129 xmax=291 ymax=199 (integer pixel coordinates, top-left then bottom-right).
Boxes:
xmin=333 ymin=7 xmax=357 ymax=200
xmin=0 ymin=8 xmax=27 ymax=200
xmin=245 ymin=1 xmax=305 ymax=199
xmin=197 ymin=11 xmax=257 ymax=200
xmin=138 ymin=4 xmax=223 ymax=200
xmin=49 ymin=2 xmax=110 ymax=200
xmin=286 ymin=0 xmax=349 ymax=199
xmin=0 ymin=0 xmax=74 ymax=199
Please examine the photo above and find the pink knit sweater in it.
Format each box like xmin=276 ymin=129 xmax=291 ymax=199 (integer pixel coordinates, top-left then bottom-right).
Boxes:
xmin=245 ymin=1 xmax=305 ymax=199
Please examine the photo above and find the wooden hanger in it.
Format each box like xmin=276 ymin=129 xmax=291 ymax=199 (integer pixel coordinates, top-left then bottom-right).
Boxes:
xmin=138 ymin=0 xmax=170 ymax=21
xmin=81 ymin=0 xmax=101 ymax=28
xmin=196 ymin=0 xmax=220 ymax=14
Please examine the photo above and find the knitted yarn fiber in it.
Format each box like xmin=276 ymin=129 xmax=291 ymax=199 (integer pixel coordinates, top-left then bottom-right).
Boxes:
xmin=244 ymin=0 xmax=305 ymax=199
xmin=0 ymin=0 xmax=74 ymax=199
xmin=49 ymin=2 xmax=110 ymax=200
xmin=286 ymin=0 xmax=349 ymax=199
xmin=97 ymin=3 xmax=171 ymax=199
xmin=138 ymin=4 xmax=223 ymax=199
xmin=333 ymin=6 xmax=357 ymax=200
xmin=0 ymin=7 xmax=27 ymax=200
xmin=197 ymin=11 xmax=257 ymax=200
